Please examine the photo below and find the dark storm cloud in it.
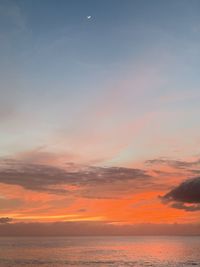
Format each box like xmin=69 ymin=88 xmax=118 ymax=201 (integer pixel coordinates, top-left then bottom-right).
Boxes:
xmin=0 ymin=217 xmax=12 ymax=224
xmin=0 ymin=159 xmax=151 ymax=195
xmin=161 ymin=177 xmax=200 ymax=211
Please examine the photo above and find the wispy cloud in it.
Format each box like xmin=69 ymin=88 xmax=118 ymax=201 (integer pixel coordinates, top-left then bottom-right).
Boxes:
xmin=146 ymin=158 xmax=200 ymax=169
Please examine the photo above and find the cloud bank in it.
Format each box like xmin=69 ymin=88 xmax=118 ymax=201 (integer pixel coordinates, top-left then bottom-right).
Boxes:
xmin=0 ymin=221 xmax=199 ymax=236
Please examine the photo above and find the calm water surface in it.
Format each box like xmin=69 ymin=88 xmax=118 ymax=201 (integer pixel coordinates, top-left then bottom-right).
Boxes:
xmin=0 ymin=236 xmax=199 ymax=266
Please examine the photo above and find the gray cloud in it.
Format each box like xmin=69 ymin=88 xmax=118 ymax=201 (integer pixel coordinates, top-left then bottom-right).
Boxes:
xmin=146 ymin=158 xmax=200 ymax=170
xmin=161 ymin=177 xmax=200 ymax=211
xmin=0 ymin=159 xmax=152 ymax=197
xmin=170 ymin=202 xmax=200 ymax=212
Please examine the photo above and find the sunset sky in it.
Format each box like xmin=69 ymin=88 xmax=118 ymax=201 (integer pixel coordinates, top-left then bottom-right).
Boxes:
xmin=0 ymin=0 xmax=200 ymax=235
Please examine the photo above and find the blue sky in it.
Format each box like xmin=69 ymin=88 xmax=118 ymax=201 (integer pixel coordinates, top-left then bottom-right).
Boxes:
xmin=1 ymin=0 xmax=200 ymax=163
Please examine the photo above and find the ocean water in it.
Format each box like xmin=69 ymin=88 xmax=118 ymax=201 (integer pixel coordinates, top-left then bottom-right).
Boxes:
xmin=0 ymin=236 xmax=199 ymax=266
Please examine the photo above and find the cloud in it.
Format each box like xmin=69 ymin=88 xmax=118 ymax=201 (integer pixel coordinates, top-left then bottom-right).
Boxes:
xmin=0 ymin=221 xmax=200 ymax=236
xmin=146 ymin=158 xmax=200 ymax=169
xmin=0 ymin=217 xmax=12 ymax=224
xmin=161 ymin=177 xmax=200 ymax=211
xmin=0 ymin=159 xmax=152 ymax=197
xmin=16 ymin=147 xmax=78 ymax=165
xmin=170 ymin=202 xmax=200 ymax=212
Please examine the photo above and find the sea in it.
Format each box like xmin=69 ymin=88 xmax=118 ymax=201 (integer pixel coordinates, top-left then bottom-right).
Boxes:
xmin=0 ymin=236 xmax=199 ymax=266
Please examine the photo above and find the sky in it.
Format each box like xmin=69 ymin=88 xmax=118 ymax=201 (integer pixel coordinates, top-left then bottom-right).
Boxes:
xmin=0 ymin=0 xmax=200 ymax=235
